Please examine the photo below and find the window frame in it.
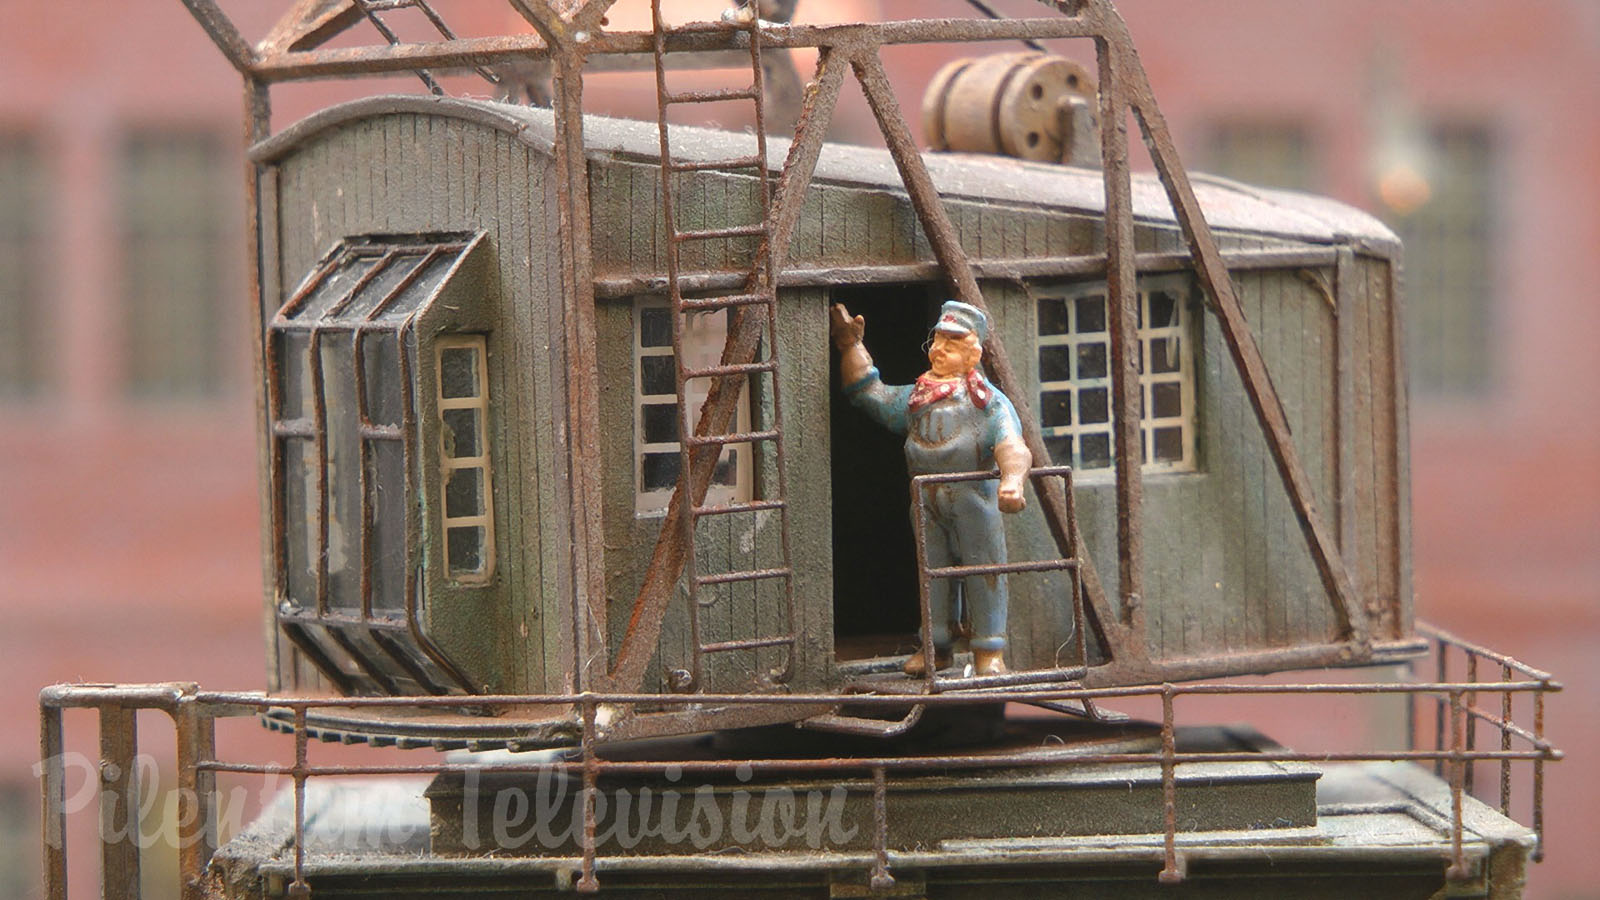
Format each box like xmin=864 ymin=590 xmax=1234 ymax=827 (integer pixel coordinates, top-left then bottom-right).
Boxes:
xmin=435 ymin=334 xmax=496 ymax=584
xmin=632 ymin=297 xmax=754 ymax=516
xmin=1033 ymin=274 xmax=1201 ymax=478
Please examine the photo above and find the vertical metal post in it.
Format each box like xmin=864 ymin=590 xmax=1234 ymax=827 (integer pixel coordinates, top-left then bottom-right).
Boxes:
xmin=99 ymin=706 xmax=141 ymax=900
xmin=1499 ymin=663 xmax=1512 ymax=817
xmin=1463 ymin=654 xmax=1478 ymax=796
xmin=1446 ymin=689 xmax=1468 ymax=880
xmin=1158 ymin=685 xmax=1182 ymax=883
xmin=1533 ymin=688 xmax=1546 ymax=862
xmin=41 ymin=704 xmax=67 ymax=900
xmin=910 ymin=477 xmax=937 ymax=687
xmin=1433 ymin=638 xmax=1447 ymax=777
xmin=288 ymin=708 xmax=310 ymax=898
xmin=577 ymin=698 xmax=600 ymax=893
xmin=869 ymin=767 xmax=894 ymax=891
xmin=174 ymin=698 xmax=217 ymax=900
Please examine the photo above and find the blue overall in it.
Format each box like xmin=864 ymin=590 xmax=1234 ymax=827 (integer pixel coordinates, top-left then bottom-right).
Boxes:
xmin=844 ymin=367 xmax=1023 ymax=652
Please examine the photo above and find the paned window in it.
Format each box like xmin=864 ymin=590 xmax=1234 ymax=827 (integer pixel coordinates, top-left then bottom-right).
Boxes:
xmin=1392 ymin=124 xmax=1496 ymax=396
xmin=1204 ymin=120 xmax=1315 ymax=192
xmin=634 ymin=300 xmax=751 ymax=514
xmin=437 ymin=336 xmax=494 ymax=582
xmin=1035 ymin=277 xmax=1198 ymax=474
xmin=0 ymin=135 xmax=46 ymax=397
xmin=119 ymin=130 xmax=230 ymax=398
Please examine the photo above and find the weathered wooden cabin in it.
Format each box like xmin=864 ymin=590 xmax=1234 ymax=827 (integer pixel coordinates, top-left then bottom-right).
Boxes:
xmin=252 ymin=94 xmax=1417 ymax=746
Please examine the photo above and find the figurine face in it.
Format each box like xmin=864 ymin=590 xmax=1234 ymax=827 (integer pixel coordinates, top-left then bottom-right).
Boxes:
xmin=928 ymin=331 xmax=982 ymax=378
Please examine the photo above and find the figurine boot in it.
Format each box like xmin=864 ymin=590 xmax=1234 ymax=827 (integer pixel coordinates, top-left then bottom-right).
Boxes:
xmin=972 ymin=648 xmax=1007 ymax=676
xmin=903 ymin=647 xmax=953 ymax=676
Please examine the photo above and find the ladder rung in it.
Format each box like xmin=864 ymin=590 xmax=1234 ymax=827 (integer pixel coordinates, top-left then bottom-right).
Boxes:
xmin=665 ymin=86 xmax=760 ymax=104
xmin=669 ymin=155 xmax=764 ymax=173
xmin=700 ymin=635 xmax=795 ymax=653
xmin=692 ymin=498 xmax=786 ymax=516
xmin=684 ymin=428 xmax=779 ymax=448
xmin=696 ymin=567 xmax=792 ymax=587
xmin=925 ymin=559 xmax=1078 ymax=580
xmin=673 ymin=223 xmax=767 ymax=242
xmin=680 ymin=293 xmax=771 ymax=311
xmin=682 ymin=360 xmax=776 ymax=378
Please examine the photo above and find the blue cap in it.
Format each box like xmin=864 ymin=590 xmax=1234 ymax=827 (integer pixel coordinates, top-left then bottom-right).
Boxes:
xmin=932 ymin=300 xmax=989 ymax=343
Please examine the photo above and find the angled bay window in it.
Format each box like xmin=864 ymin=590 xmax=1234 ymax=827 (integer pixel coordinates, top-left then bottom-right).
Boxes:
xmin=268 ymin=232 xmax=490 ymax=695
xmin=1035 ymin=276 xmax=1199 ymax=474
xmin=633 ymin=299 xmax=753 ymax=515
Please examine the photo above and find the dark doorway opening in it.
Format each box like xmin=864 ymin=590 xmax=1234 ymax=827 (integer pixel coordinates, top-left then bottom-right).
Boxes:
xmin=830 ymin=284 xmax=939 ymax=662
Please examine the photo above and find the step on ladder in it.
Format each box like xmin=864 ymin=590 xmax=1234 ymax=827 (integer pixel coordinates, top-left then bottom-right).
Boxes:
xmin=650 ymin=0 xmax=797 ymax=690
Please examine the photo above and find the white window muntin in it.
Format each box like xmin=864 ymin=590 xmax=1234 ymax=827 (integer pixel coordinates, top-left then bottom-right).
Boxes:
xmin=436 ymin=335 xmax=495 ymax=582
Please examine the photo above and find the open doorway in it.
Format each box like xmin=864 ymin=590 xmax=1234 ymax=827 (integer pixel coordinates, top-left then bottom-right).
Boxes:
xmin=830 ymin=284 xmax=939 ymax=663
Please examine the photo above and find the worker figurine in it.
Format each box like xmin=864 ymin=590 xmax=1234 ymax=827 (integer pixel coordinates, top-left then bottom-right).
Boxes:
xmin=832 ymin=300 xmax=1032 ymax=676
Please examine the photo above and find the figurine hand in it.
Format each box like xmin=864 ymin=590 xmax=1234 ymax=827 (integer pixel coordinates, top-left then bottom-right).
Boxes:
xmin=998 ymin=480 xmax=1026 ymax=513
xmin=829 ymin=303 xmax=865 ymax=350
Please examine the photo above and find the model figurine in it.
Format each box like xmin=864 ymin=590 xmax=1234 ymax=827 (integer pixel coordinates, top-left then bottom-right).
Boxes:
xmin=831 ymin=300 xmax=1032 ymax=676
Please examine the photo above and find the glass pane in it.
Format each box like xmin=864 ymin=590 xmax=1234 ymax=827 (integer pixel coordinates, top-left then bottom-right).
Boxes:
xmin=1041 ymin=390 xmax=1073 ymax=428
xmin=344 ymin=252 xmax=423 ymax=320
xmin=1150 ymin=335 xmax=1182 ymax=374
xmin=1078 ymin=387 xmax=1109 ymax=425
xmin=640 ymin=354 xmax=676 ymax=395
xmin=282 ymin=437 xmax=316 ymax=608
xmin=1039 ymin=345 xmax=1071 ymax=383
xmin=1036 ymin=297 xmax=1069 ymax=335
xmin=442 ymin=407 xmax=480 ymax=458
xmin=1044 ymin=435 xmax=1073 ymax=466
xmin=275 ymin=331 xmax=311 ymax=420
xmin=1080 ymin=432 xmax=1112 ymax=469
xmin=440 ymin=346 xmax=479 ymax=399
xmin=643 ymin=452 xmax=681 ymax=490
xmin=445 ymin=466 xmax=484 ymax=519
xmin=380 ymin=253 xmax=455 ymax=320
xmin=297 ymin=256 xmax=376 ymax=321
xmin=1147 ymin=290 xmax=1178 ymax=328
xmin=447 ymin=526 xmax=485 ymax=575
xmin=1074 ymin=295 xmax=1106 ymax=332
xmin=321 ymin=338 xmax=361 ymax=611
xmin=714 ymin=450 xmax=738 ymax=486
xmin=642 ymin=403 xmax=679 ymax=445
xmin=1152 ymin=381 xmax=1184 ymax=419
xmin=1153 ymin=426 xmax=1185 ymax=463
xmin=639 ymin=305 xmax=673 ymax=348
xmin=361 ymin=332 xmax=403 ymax=427
xmin=1076 ymin=342 xmax=1108 ymax=380
xmin=367 ymin=439 xmax=407 ymax=613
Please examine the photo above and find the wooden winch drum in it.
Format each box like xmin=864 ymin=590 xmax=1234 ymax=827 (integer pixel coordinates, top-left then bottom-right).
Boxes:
xmin=922 ymin=52 xmax=1097 ymax=162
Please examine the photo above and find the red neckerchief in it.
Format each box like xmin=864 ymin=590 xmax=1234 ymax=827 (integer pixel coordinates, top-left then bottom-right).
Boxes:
xmin=908 ymin=369 xmax=992 ymax=412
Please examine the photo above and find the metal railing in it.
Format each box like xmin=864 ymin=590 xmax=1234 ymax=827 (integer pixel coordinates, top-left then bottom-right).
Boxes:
xmin=41 ymin=624 xmax=1560 ymax=899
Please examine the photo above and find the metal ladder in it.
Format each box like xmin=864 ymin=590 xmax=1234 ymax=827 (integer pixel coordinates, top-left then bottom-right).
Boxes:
xmin=650 ymin=1 xmax=797 ymax=689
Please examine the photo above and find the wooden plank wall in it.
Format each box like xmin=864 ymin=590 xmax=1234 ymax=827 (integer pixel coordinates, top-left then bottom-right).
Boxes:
xmin=269 ymin=111 xmax=567 ymax=692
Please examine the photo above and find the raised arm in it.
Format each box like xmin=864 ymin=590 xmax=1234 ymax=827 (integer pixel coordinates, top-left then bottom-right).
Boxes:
xmin=830 ymin=303 xmax=873 ymax=386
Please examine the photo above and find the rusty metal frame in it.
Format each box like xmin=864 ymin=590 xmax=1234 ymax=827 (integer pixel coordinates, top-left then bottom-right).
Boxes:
xmin=40 ymin=624 xmax=1561 ymax=898
xmin=194 ymin=0 xmax=1374 ymax=705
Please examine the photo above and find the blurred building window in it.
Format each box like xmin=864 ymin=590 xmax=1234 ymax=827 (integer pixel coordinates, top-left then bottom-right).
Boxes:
xmin=0 ymin=782 xmax=29 ymax=897
xmin=1204 ymin=121 xmax=1315 ymax=192
xmin=118 ymin=130 xmax=229 ymax=399
xmin=0 ymin=133 xmax=47 ymax=398
xmin=1392 ymin=124 xmax=1496 ymax=396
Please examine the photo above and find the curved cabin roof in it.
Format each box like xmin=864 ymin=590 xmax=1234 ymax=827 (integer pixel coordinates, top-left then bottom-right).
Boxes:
xmin=253 ymin=94 xmax=1398 ymax=253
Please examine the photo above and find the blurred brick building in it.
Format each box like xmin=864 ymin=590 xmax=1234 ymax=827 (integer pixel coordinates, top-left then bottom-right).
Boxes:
xmin=1 ymin=1 xmax=1594 ymax=897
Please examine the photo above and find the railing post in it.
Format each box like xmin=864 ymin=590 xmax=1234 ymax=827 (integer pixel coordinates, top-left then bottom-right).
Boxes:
xmin=1158 ymin=685 xmax=1184 ymax=883
xmin=1499 ymin=663 xmax=1513 ymax=817
xmin=288 ymin=707 xmax=310 ymax=898
xmin=577 ymin=697 xmax=600 ymax=893
xmin=1446 ymin=689 xmax=1469 ymax=881
xmin=174 ymin=696 xmax=218 ymax=900
xmin=1463 ymin=655 xmax=1478 ymax=796
xmin=1533 ymin=687 xmax=1547 ymax=862
xmin=40 ymin=704 xmax=67 ymax=900
xmin=99 ymin=705 xmax=141 ymax=900
xmin=869 ymin=766 xmax=894 ymax=891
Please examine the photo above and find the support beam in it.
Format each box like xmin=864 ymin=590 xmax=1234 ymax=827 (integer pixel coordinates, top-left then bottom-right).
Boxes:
xmin=1088 ymin=0 xmax=1368 ymax=650
xmin=178 ymin=0 xmax=258 ymax=73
